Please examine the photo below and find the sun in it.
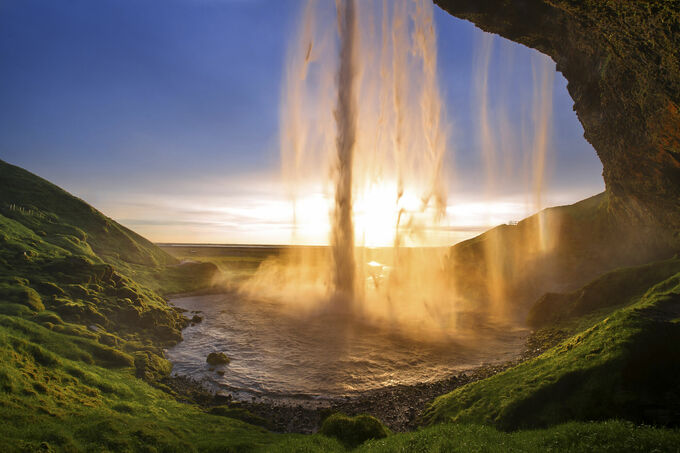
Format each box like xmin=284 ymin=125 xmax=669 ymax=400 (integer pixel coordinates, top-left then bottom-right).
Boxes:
xmin=353 ymin=183 xmax=404 ymax=247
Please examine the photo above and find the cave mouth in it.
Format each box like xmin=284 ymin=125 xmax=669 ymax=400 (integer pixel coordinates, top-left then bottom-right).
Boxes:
xmin=432 ymin=9 xmax=605 ymax=225
xmin=434 ymin=0 xmax=680 ymax=238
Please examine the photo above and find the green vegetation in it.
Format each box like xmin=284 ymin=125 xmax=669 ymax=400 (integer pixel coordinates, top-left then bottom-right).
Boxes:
xmin=1 ymin=159 xmax=679 ymax=451
xmin=422 ymin=269 xmax=680 ymax=430
xmin=0 ymin=160 xmax=217 ymax=345
xmin=319 ymin=413 xmax=390 ymax=448
xmin=0 ymin=313 xmax=281 ymax=452
xmin=206 ymin=352 xmax=230 ymax=365
xmin=262 ymin=421 xmax=680 ymax=452
xmin=209 ymin=406 xmax=271 ymax=429
xmin=0 ymin=160 xmax=280 ymax=451
xmin=449 ymin=192 xmax=676 ymax=312
xmin=355 ymin=421 xmax=680 ymax=453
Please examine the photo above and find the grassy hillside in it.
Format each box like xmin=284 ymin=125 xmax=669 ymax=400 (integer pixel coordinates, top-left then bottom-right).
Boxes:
xmin=529 ymin=257 xmax=680 ymax=328
xmin=0 ymin=160 xmax=171 ymax=268
xmin=448 ymin=193 xmax=678 ymax=320
xmin=0 ymin=159 xmax=293 ymax=451
xmin=422 ymin=267 xmax=680 ymax=430
xmin=1 ymin=159 xmax=679 ymax=451
xmin=0 ymin=159 xmax=217 ymax=343
xmin=0 ymin=313 xmax=287 ymax=452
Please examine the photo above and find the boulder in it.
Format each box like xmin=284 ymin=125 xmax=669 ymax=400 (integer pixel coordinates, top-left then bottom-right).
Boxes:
xmin=206 ymin=352 xmax=230 ymax=366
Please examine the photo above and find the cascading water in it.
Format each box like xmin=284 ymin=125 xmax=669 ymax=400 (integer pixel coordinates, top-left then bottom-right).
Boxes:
xmin=470 ymin=32 xmax=557 ymax=318
xmin=242 ymin=0 xmax=557 ymax=333
xmin=331 ymin=0 xmax=359 ymax=307
xmin=167 ymin=0 xmax=564 ymax=402
xmin=242 ymin=0 xmax=455 ymax=332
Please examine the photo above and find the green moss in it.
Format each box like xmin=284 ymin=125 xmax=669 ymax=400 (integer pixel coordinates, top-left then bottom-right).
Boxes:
xmin=352 ymin=421 xmax=680 ymax=453
xmin=32 ymin=311 xmax=64 ymax=325
xmin=319 ymin=413 xmax=390 ymax=448
xmin=88 ymin=342 xmax=134 ymax=368
xmin=134 ymin=351 xmax=172 ymax=381
xmin=0 ymin=314 xmax=280 ymax=451
xmin=0 ymin=279 xmax=44 ymax=312
xmin=0 ymin=303 xmax=33 ymax=317
xmin=206 ymin=352 xmax=230 ymax=366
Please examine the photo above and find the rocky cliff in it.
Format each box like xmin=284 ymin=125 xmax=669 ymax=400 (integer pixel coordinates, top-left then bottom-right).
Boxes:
xmin=435 ymin=0 xmax=680 ymax=237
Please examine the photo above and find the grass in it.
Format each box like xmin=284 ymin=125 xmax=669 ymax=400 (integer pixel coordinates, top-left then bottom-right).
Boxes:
xmin=422 ymin=270 xmax=680 ymax=430
xmin=355 ymin=421 xmax=680 ymax=453
xmin=0 ymin=159 xmax=283 ymax=451
xmin=0 ymin=314 xmax=281 ymax=452
xmin=262 ymin=421 xmax=680 ymax=452
xmin=0 ymin=159 xmax=217 ymax=344
xmin=1 ymin=158 xmax=680 ymax=451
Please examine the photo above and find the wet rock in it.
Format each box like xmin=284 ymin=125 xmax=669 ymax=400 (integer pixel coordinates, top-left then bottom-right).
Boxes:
xmin=214 ymin=393 xmax=232 ymax=405
xmin=190 ymin=314 xmax=203 ymax=324
xmin=206 ymin=352 xmax=230 ymax=366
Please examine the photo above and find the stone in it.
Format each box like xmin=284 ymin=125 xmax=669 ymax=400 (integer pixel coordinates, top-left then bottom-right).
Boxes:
xmin=190 ymin=314 xmax=203 ymax=324
xmin=206 ymin=352 xmax=230 ymax=366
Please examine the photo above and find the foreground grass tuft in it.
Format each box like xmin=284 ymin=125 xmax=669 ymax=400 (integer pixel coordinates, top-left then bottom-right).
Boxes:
xmin=319 ymin=413 xmax=391 ymax=448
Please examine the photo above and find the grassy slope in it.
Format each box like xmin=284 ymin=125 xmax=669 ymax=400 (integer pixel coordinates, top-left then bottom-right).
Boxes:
xmin=263 ymin=421 xmax=680 ymax=453
xmin=0 ymin=160 xmax=285 ymax=451
xmin=0 ymin=159 xmax=216 ymax=342
xmin=448 ymin=193 xmax=678 ymax=319
xmin=0 ymin=314 xmax=285 ymax=452
xmin=528 ymin=256 xmax=680 ymax=327
xmin=422 ymin=268 xmax=680 ymax=430
xmin=1 ymin=159 xmax=679 ymax=451
xmin=0 ymin=160 xmax=172 ymax=267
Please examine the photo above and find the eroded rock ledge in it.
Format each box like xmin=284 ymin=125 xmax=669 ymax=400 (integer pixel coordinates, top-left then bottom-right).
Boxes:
xmin=435 ymin=0 xmax=680 ymax=236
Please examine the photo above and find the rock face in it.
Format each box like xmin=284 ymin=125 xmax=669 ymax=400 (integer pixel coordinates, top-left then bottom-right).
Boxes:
xmin=435 ymin=0 xmax=680 ymax=234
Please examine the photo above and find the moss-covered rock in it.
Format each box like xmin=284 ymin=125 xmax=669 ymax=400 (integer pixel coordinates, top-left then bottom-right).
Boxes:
xmin=133 ymin=351 xmax=172 ymax=381
xmin=319 ymin=413 xmax=390 ymax=448
xmin=206 ymin=352 xmax=230 ymax=366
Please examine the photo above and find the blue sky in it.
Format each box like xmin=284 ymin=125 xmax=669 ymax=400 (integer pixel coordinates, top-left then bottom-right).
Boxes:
xmin=0 ymin=0 xmax=604 ymax=244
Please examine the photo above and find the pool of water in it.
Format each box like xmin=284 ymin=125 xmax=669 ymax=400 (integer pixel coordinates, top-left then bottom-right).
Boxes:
xmin=166 ymin=292 xmax=527 ymax=403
